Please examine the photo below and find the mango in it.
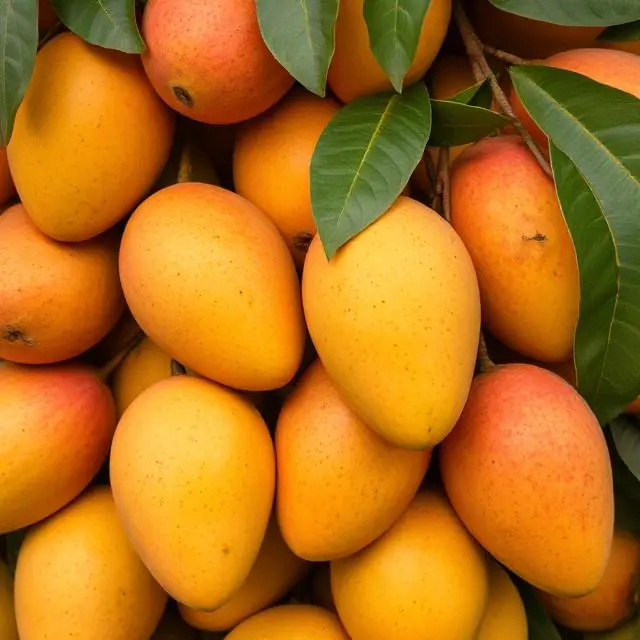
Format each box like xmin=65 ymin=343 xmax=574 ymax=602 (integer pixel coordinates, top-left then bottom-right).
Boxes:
xmin=328 ymin=0 xmax=451 ymax=103
xmin=7 ymin=32 xmax=174 ymax=242
xmin=538 ymin=530 xmax=640 ymax=632
xmin=302 ymin=196 xmax=480 ymax=450
xmin=476 ymin=561 xmax=528 ymax=640
xmin=110 ymin=375 xmax=275 ymax=610
xmin=233 ymin=87 xmax=341 ymax=267
xmin=119 ymin=182 xmax=305 ymax=391
xmin=0 ymin=362 xmax=116 ymax=533
xmin=0 ymin=203 xmax=125 ymax=364
xmin=439 ymin=363 xmax=614 ymax=597
xmin=141 ymin=0 xmax=294 ymax=124
xmin=450 ymin=135 xmax=579 ymax=363
xmin=179 ymin=515 xmax=309 ymax=631
xmin=276 ymin=359 xmax=431 ymax=560
xmin=0 ymin=148 xmax=14 ymax=207
xmin=331 ymin=490 xmax=489 ymax=639
xmin=15 ymin=486 xmax=167 ymax=640
xmin=0 ymin=560 xmax=18 ymax=640
xmin=225 ymin=605 xmax=349 ymax=640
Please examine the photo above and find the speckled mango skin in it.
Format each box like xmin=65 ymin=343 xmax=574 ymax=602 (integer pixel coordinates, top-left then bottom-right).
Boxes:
xmin=450 ymin=135 xmax=580 ymax=364
xmin=0 ymin=362 xmax=116 ymax=533
xmin=119 ymin=182 xmax=305 ymax=392
xmin=109 ymin=375 xmax=276 ymax=611
xmin=226 ymin=605 xmax=350 ymax=640
xmin=440 ymin=363 xmax=614 ymax=597
xmin=141 ymin=0 xmax=294 ymax=124
xmin=7 ymin=32 xmax=175 ymax=242
xmin=15 ymin=486 xmax=167 ymax=640
xmin=302 ymin=196 xmax=480 ymax=450
xmin=0 ymin=204 xmax=125 ymax=364
xmin=0 ymin=560 xmax=19 ymax=640
xmin=276 ymin=359 xmax=431 ymax=560
xmin=331 ymin=491 xmax=489 ymax=640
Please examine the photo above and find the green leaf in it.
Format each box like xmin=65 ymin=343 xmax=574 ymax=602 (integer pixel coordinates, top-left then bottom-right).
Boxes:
xmin=363 ymin=0 xmax=430 ymax=93
xmin=514 ymin=577 xmax=562 ymax=640
xmin=429 ymin=100 xmax=508 ymax=147
xmin=310 ymin=83 xmax=431 ymax=258
xmin=511 ymin=64 xmax=640 ymax=425
xmin=488 ymin=0 xmax=640 ymax=27
xmin=611 ymin=415 xmax=640 ymax=482
xmin=256 ymin=0 xmax=338 ymax=97
xmin=0 ymin=0 xmax=38 ymax=146
xmin=51 ymin=0 xmax=145 ymax=53
xmin=449 ymin=79 xmax=493 ymax=110
xmin=599 ymin=20 xmax=640 ymax=42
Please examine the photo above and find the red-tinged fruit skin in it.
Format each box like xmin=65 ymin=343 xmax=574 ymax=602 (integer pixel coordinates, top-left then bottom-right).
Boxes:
xmin=141 ymin=0 xmax=294 ymax=124
xmin=0 ymin=363 xmax=117 ymax=533
xmin=439 ymin=363 xmax=614 ymax=597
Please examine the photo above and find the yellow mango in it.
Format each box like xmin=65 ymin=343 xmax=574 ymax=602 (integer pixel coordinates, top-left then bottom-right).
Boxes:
xmin=0 ymin=560 xmax=18 ymax=640
xmin=110 ymin=375 xmax=275 ymax=610
xmin=15 ymin=486 xmax=167 ymax=640
xmin=302 ymin=196 xmax=480 ymax=450
xmin=8 ymin=32 xmax=174 ymax=242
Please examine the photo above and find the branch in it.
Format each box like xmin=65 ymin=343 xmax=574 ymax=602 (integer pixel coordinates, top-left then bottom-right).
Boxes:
xmin=436 ymin=147 xmax=451 ymax=223
xmin=477 ymin=331 xmax=496 ymax=374
xmin=482 ymin=44 xmax=531 ymax=67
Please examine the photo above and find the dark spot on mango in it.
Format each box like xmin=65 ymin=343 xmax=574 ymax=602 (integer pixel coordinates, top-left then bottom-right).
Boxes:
xmin=172 ymin=86 xmax=194 ymax=108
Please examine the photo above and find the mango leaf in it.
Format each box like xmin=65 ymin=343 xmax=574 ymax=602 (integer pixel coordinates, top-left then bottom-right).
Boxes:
xmin=449 ymin=79 xmax=493 ymax=110
xmin=429 ymin=100 xmax=508 ymax=147
xmin=310 ymin=82 xmax=431 ymax=258
xmin=0 ymin=0 xmax=38 ymax=146
xmin=51 ymin=0 xmax=144 ymax=53
xmin=511 ymin=64 xmax=640 ymax=425
xmin=611 ymin=415 xmax=640 ymax=483
xmin=363 ymin=0 xmax=430 ymax=93
xmin=488 ymin=0 xmax=640 ymax=26
xmin=256 ymin=0 xmax=338 ymax=97
xmin=514 ymin=577 xmax=562 ymax=640
xmin=599 ymin=20 xmax=640 ymax=42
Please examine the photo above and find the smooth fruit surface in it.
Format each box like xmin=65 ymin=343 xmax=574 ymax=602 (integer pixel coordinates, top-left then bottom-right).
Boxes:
xmin=119 ymin=182 xmax=305 ymax=391
xmin=0 ymin=362 xmax=116 ymax=533
xmin=141 ymin=0 xmax=294 ymax=124
xmin=331 ymin=490 xmax=489 ymax=640
xmin=450 ymin=136 xmax=579 ymax=363
xmin=0 ymin=560 xmax=18 ymax=640
xmin=303 ymin=196 xmax=480 ymax=450
xmin=8 ymin=32 xmax=174 ymax=242
xmin=0 ymin=204 xmax=125 ymax=364
xmin=15 ymin=486 xmax=167 ymax=640
xmin=110 ymin=375 xmax=275 ymax=610
xmin=276 ymin=359 xmax=431 ymax=560
xmin=440 ymin=363 xmax=614 ymax=597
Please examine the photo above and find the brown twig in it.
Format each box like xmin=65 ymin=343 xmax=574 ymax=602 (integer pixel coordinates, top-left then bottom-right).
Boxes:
xmin=482 ymin=44 xmax=531 ymax=67
xmin=177 ymin=139 xmax=193 ymax=184
xmin=477 ymin=331 xmax=496 ymax=374
xmin=422 ymin=150 xmax=438 ymax=197
xmin=436 ymin=147 xmax=451 ymax=223
xmin=453 ymin=1 xmax=552 ymax=177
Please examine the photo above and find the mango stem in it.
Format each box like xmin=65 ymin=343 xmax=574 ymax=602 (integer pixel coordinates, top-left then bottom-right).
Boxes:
xmin=477 ymin=332 xmax=496 ymax=374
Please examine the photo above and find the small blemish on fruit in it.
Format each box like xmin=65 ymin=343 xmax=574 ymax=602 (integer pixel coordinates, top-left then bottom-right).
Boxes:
xmin=172 ymin=85 xmax=194 ymax=108
xmin=522 ymin=233 xmax=547 ymax=242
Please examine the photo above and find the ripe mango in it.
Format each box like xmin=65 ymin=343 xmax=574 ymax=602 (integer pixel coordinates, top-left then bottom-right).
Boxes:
xmin=276 ymin=359 xmax=431 ymax=560
xmin=15 ymin=486 xmax=167 ymax=640
xmin=450 ymin=135 xmax=579 ymax=363
xmin=0 ymin=203 xmax=124 ymax=364
xmin=538 ymin=530 xmax=640 ymax=632
xmin=110 ymin=375 xmax=275 ymax=610
xmin=0 ymin=560 xmax=18 ymax=640
xmin=141 ymin=0 xmax=294 ymax=124
xmin=328 ymin=0 xmax=451 ymax=103
xmin=179 ymin=515 xmax=309 ymax=631
xmin=8 ymin=32 xmax=174 ymax=242
xmin=0 ymin=362 xmax=116 ymax=533
xmin=119 ymin=182 xmax=305 ymax=391
xmin=225 ymin=605 xmax=349 ymax=640
xmin=440 ymin=363 xmax=614 ymax=597
xmin=0 ymin=147 xmax=15 ymax=207
xmin=331 ymin=490 xmax=489 ymax=639
xmin=302 ymin=196 xmax=480 ymax=450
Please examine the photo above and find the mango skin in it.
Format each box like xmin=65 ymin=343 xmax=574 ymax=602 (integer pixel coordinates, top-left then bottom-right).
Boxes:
xmin=0 ymin=362 xmax=116 ymax=533
xmin=0 ymin=204 xmax=125 ymax=364
xmin=450 ymin=135 xmax=579 ymax=363
xmin=276 ymin=359 xmax=431 ymax=560
xmin=440 ymin=363 xmax=614 ymax=597
xmin=0 ymin=560 xmax=19 ymax=640
xmin=141 ymin=0 xmax=294 ymax=124
xmin=328 ymin=0 xmax=451 ymax=103
xmin=225 ymin=605 xmax=349 ymax=640
xmin=110 ymin=375 xmax=276 ymax=610
xmin=119 ymin=182 xmax=305 ymax=392
xmin=302 ymin=196 xmax=480 ymax=450
xmin=331 ymin=490 xmax=489 ymax=640
xmin=179 ymin=516 xmax=309 ymax=631
xmin=8 ymin=32 xmax=174 ymax=242
xmin=15 ymin=486 xmax=167 ymax=640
